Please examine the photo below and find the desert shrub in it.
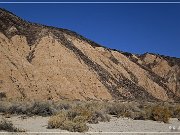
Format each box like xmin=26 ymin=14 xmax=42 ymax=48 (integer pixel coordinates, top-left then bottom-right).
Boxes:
xmin=48 ymin=111 xmax=88 ymax=132
xmin=133 ymin=103 xmax=173 ymax=123
xmin=173 ymin=105 xmax=180 ymax=121
xmin=2 ymin=101 xmax=57 ymax=116
xmin=106 ymin=102 xmax=122 ymax=116
xmin=0 ymin=101 xmax=11 ymax=113
xmin=83 ymin=101 xmax=106 ymax=111
xmin=1 ymin=100 xmax=178 ymax=125
xmin=28 ymin=101 xmax=55 ymax=116
xmin=48 ymin=111 xmax=67 ymax=129
xmin=55 ymin=101 xmax=72 ymax=110
xmin=0 ymin=117 xmax=24 ymax=132
xmin=69 ymin=106 xmax=93 ymax=120
xmin=88 ymin=111 xmax=110 ymax=124
xmin=73 ymin=116 xmax=87 ymax=123
xmin=151 ymin=106 xmax=171 ymax=123
xmin=135 ymin=104 xmax=155 ymax=120
xmin=70 ymin=102 xmax=110 ymax=124
xmin=133 ymin=105 xmax=155 ymax=120
xmin=133 ymin=111 xmax=146 ymax=120
xmin=0 ymin=100 xmax=75 ymax=116
xmin=61 ymin=120 xmax=88 ymax=132
xmin=67 ymin=109 xmax=81 ymax=120
xmin=47 ymin=102 xmax=110 ymax=132
xmin=106 ymin=102 xmax=140 ymax=119
xmin=106 ymin=101 xmax=177 ymax=123
xmin=8 ymin=102 xmax=30 ymax=115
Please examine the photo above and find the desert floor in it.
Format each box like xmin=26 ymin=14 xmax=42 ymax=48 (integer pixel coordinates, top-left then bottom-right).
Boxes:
xmin=1 ymin=115 xmax=180 ymax=135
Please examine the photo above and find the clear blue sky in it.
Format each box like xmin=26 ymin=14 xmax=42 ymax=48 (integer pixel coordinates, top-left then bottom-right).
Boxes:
xmin=1 ymin=1 xmax=180 ymax=57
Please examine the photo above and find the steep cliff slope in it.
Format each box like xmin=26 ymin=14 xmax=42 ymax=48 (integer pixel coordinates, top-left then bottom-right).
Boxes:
xmin=0 ymin=8 xmax=179 ymax=102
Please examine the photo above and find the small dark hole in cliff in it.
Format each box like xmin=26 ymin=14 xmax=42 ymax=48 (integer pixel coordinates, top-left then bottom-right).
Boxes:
xmin=0 ymin=92 xmax=6 ymax=99
xmin=0 ymin=80 xmax=3 ymax=84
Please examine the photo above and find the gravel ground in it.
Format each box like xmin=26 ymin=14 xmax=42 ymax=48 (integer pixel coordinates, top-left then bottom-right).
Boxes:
xmin=1 ymin=115 xmax=180 ymax=135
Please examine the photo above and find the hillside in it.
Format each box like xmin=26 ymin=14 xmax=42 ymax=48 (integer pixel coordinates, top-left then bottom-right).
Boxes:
xmin=0 ymin=8 xmax=179 ymax=102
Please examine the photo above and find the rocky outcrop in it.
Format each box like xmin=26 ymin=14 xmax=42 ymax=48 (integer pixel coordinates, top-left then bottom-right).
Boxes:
xmin=0 ymin=8 xmax=179 ymax=102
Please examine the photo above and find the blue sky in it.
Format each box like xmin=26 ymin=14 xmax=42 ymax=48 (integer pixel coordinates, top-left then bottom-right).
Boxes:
xmin=0 ymin=1 xmax=180 ymax=57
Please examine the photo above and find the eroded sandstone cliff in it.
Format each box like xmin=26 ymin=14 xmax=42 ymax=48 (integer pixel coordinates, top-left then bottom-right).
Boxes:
xmin=0 ymin=8 xmax=179 ymax=102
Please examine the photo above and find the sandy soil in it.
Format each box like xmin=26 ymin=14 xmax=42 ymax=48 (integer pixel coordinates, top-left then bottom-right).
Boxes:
xmin=1 ymin=115 xmax=180 ymax=135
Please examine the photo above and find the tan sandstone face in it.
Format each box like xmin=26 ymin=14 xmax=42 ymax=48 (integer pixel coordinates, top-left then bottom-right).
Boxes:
xmin=0 ymin=8 xmax=179 ymax=102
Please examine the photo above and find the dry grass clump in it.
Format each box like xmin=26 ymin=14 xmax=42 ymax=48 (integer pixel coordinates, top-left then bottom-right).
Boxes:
xmin=48 ymin=111 xmax=67 ymax=129
xmin=62 ymin=120 xmax=88 ymax=132
xmin=151 ymin=106 xmax=171 ymax=123
xmin=48 ymin=101 xmax=110 ymax=132
xmin=48 ymin=111 xmax=88 ymax=132
xmin=68 ymin=104 xmax=110 ymax=124
xmin=0 ymin=117 xmax=24 ymax=132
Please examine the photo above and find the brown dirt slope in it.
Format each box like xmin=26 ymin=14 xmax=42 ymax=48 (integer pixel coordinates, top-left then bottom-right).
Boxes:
xmin=0 ymin=8 xmax=179 ymax=102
